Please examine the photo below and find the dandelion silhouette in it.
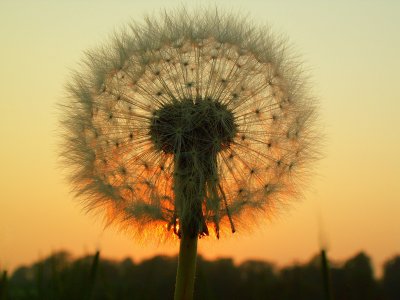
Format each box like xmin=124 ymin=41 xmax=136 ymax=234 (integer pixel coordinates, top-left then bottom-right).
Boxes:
xmin=60 ymin=8 xmax=318 ymax=299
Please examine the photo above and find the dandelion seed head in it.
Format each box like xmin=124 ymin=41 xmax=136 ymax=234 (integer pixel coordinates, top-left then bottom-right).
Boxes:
xmin=60 ymin=8 xmax=319 ymax=241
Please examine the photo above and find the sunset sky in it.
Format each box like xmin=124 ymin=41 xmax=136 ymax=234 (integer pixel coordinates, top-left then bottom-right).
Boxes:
xmin=1 ymin=0 xmax=399 ymax=276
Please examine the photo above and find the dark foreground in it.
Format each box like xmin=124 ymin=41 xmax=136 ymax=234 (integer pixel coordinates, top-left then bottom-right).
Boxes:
xmin=1 ymin=250 xmax=399 ymax=300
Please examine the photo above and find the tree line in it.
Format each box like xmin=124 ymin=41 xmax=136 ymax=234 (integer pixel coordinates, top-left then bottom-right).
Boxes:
xmin=1 ymin=250 xmax=399 ymax=299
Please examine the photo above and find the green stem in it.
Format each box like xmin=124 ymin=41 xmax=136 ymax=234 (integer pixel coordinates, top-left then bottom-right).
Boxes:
xmin=174 ymin=235 xmax=198 ymax=300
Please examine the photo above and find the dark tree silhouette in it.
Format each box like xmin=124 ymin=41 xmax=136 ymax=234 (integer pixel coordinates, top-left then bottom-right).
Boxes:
xmin=238 ymin=260 xmax=279 ymax=299
xmin=382 ymin=255 xmax=400 ymax=300
xmin=278 ymin=255 xmax=325 ymax=300
xmin=331 ymin=252 xmax=379 ymax=300
xmin=5 ymin=250 xmax=398 ymax=300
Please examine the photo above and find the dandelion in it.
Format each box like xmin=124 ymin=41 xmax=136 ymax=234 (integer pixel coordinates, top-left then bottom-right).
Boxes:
xmin=60 ymin=8 xmax=319 ymax=299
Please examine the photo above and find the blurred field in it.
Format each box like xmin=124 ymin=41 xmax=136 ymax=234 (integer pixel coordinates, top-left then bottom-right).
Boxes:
xmin=1 ymin=250 xmax=399 ymax=300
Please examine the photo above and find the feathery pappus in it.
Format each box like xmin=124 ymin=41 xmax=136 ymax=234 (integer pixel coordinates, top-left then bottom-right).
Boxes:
xmin=60 ymin=8 xmax=319 ymax=241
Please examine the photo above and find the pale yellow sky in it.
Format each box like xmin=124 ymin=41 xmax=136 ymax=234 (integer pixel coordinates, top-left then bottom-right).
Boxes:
xmin=1 ymin=0 xmax=399 ymax=275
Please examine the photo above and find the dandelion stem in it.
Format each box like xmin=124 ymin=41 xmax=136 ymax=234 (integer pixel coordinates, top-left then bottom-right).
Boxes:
xmin=174 ymin=235 xmax=198 ymax=300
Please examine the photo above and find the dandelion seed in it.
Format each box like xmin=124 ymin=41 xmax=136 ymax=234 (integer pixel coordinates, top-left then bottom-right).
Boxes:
xmin=59 ymin=8 xmax=320 ymax=300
